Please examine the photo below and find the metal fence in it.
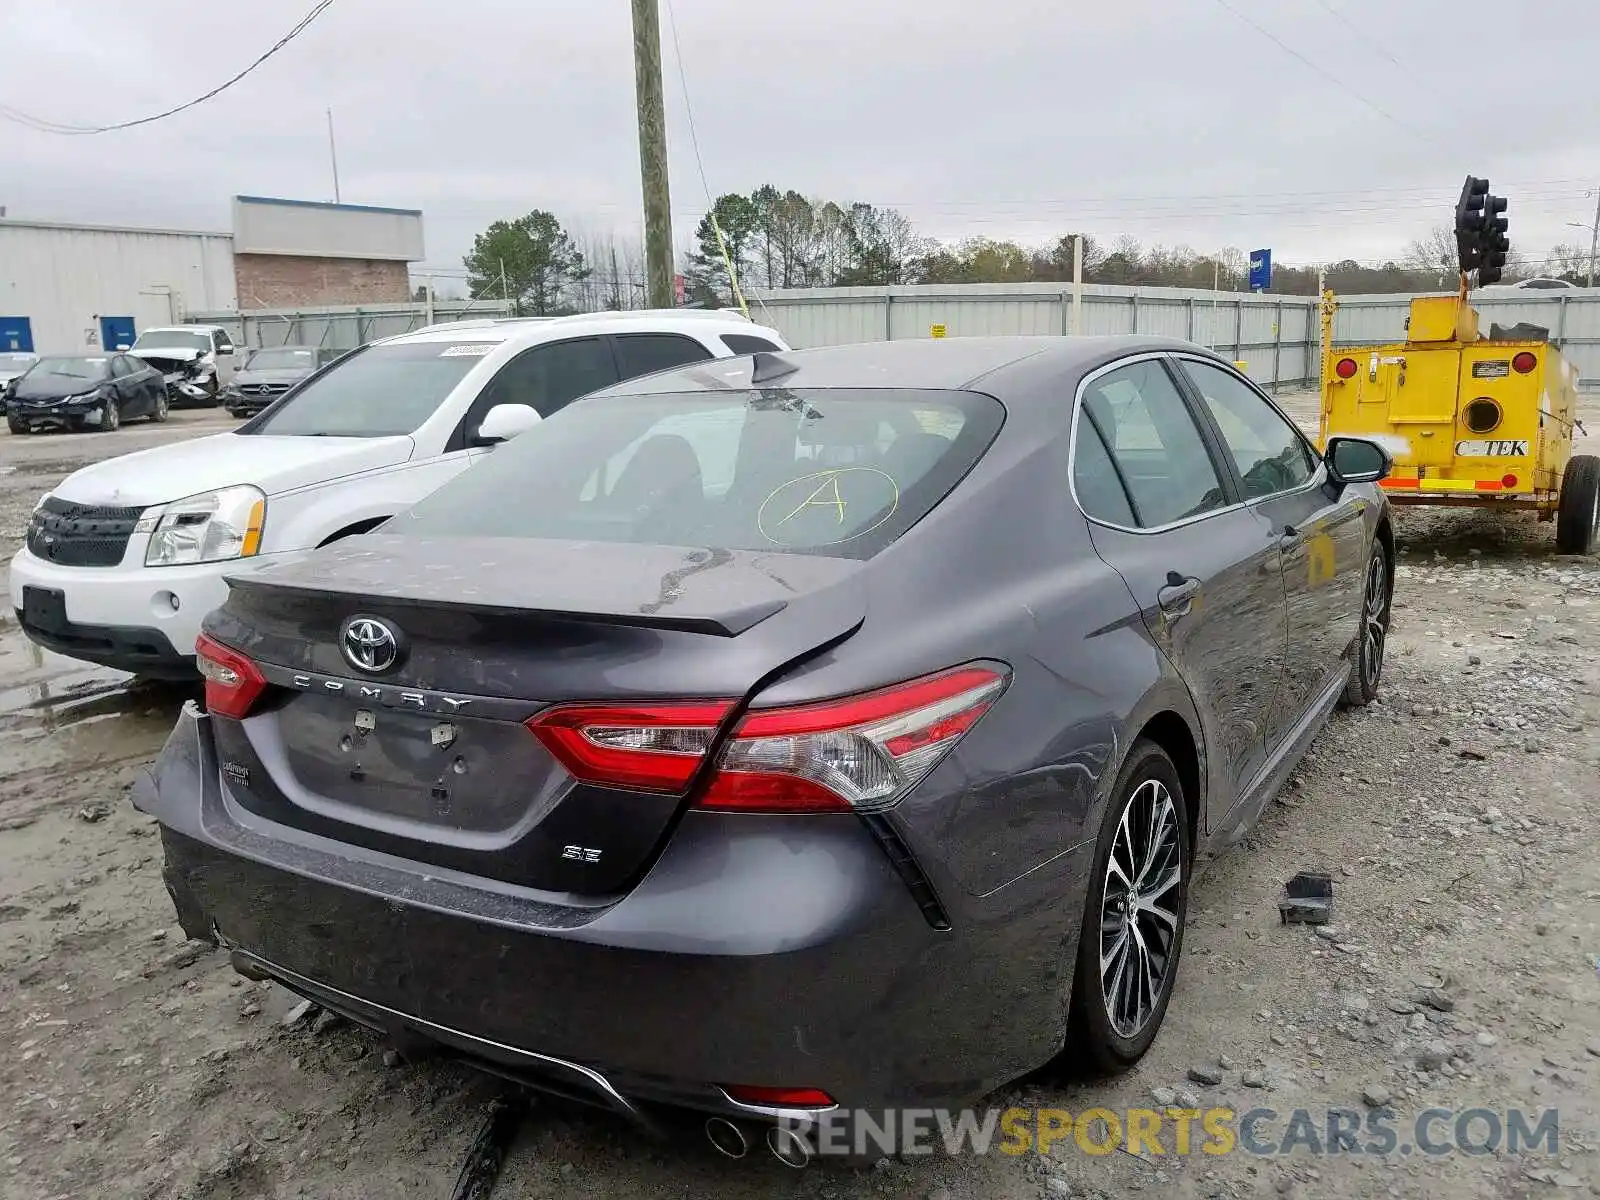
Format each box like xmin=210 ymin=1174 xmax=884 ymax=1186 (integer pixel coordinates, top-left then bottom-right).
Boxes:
xmin=187 ymin=298 xmax=515 ymax=352
xmin=187 ymin=284 xmax=1600 ymax=391
xmin=750 ymin=282 xmax=1600 ymax=391
xmin=749 ymin=283 xmax=1320 ymax=390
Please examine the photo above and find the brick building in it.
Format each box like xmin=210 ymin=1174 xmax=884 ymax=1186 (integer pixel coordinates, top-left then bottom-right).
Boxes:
xmin=230 ymin=196 xmax=423 ymax=310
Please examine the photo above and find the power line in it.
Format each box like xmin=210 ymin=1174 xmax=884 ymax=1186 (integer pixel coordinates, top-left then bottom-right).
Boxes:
xmin=0 ymin=0 xmax=338 ymax=135
xmin=1306 ymin=0 xmax=1450 ymax=103
xmin=1202 ymin=0 xmax=1436 ymax=145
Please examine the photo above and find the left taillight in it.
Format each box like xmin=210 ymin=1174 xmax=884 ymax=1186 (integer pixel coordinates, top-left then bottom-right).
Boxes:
xmin=525 ymin=664 xmax=1008 ymax=815
xmin=195 ymin=633 xmax=267 ymax=719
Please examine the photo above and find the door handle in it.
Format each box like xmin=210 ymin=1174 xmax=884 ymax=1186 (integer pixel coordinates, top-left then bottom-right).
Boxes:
xmin=1278 ymin=523 xmax=1302 ymax=551
xmin=1158 ymin=572 xmax=1201 ymax=614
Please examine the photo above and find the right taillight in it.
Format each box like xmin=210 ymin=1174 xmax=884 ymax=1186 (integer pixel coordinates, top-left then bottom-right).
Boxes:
xmin=195 ymin=633 xmax=267 ymax=719
xmin=1512 ymin=351 xmax=1537 ymax=374
xmin=1335 ymin=357 xmax=1358 ymax=380
xmin=525 ymin=665 xmax=1008 ymax=815
xmin=698 ymin=665 xmax=1009 ymax=814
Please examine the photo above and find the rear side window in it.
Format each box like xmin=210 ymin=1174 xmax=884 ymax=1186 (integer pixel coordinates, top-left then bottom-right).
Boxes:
xmin=398 ymin=388 xmax=1004 ymax=560
xmin=1072 ymin=416 xmax=1137 ymax=526
xmin=614 ymin=333 xmax=713 ymax=381
xmin=1079 ymin=360 xmax=1227 ymax=528
xmin=721 ymin=333 xmax=783 ymax=355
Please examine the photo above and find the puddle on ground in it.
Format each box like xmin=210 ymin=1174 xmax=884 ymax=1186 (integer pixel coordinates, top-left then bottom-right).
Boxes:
xmin=0 ymin=619 xmax=193 ymax=780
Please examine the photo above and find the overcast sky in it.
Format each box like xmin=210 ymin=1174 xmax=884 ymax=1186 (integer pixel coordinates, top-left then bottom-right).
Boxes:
xmin=2 ymin=0 xmax=1596 ymax=283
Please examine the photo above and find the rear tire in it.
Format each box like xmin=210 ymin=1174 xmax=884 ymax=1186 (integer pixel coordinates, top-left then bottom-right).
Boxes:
xmin=1341 ymin=537 xmax=1391 ymax=707
xmin=1065 ymin=739 xmax=1190 ymax=1075
xmin=1555 ymin=455 xmax=1600 ymax=555
xmin=149 ymin=389 xmax=169 ymax=423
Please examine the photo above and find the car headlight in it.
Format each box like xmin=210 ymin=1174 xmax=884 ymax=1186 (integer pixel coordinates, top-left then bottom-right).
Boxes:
xmin=142 ymin=485 xmax=266 ymax=567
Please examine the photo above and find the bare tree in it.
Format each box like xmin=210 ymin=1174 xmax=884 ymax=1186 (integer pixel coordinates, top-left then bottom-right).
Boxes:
xmin=1404 ymin=225 xmax=1459 ymax=283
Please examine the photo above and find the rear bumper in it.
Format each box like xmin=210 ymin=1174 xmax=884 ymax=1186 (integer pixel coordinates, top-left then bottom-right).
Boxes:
xmin=137 ymin=703 xmax=1069 ymax=1118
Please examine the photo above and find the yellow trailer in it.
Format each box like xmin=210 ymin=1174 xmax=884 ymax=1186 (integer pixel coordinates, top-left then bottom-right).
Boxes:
xmin=1317 ymin=287 xmax=1598 ymax=554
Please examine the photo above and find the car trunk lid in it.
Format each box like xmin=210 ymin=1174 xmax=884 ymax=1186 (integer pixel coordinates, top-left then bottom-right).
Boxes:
xmin=204 ymin=535 xmax=867 ymax=894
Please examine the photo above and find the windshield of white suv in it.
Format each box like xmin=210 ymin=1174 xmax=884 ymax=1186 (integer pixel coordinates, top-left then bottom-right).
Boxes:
xmin=244 ymin=341 xmax=498 ymax=437
xmin=244 ymin=348 xmax=317 ymax=371
xmin=133 ymin=330 xmax=213 ymax=353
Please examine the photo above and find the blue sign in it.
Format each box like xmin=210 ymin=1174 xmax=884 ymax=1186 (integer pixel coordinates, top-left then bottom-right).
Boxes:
xmin=1249 ymin=249 xmax=1272 ymax=291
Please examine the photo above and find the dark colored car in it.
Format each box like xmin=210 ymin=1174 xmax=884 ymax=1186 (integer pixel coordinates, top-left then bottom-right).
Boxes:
xmin=7 ymin=353 xmax=168 ymax=434
xmin=222 ymin=345 xmax=341 ymax=417
xmin=136 ymin=337 xmax=1395 ymax=1161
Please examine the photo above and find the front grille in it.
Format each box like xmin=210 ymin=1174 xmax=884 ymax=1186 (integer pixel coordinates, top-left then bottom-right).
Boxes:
xmin=241 ymin=384 xmax=289 ymax=396
xmin=26 ymin=497 xmax=146 ymax=567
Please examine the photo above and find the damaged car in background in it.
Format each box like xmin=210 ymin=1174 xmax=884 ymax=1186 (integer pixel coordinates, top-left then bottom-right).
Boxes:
xmin=0 ymin=351 xmax=38 ymax=413
xmin=129 ymin=325 xmax=238 ymax=407
xmin=222 ymin=345 xmax=344 ymax=418
xmin=6 ymin=353 xmax=168 ymax=434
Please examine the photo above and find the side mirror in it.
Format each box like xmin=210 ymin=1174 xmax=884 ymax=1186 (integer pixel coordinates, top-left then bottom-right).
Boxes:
xmin=474 ymin=403 xmax=540 ymax=445
xmin=1325 ymin=436 xmax=1392 ymax=486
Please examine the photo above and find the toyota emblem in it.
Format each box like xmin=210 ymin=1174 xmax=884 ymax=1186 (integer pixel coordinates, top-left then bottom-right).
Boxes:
xmin=340 ymin=616 xmax=403 ymax=674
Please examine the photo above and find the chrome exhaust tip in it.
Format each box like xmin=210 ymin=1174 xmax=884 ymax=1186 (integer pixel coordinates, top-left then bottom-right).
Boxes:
xmin=766 ymin=1124 xmax=813 ymax=1169
xmin=704 ymin=1117 xmax=749 ymax=1159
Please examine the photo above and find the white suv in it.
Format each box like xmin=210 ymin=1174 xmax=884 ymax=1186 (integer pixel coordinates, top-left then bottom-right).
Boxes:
xmin=10 ymin=310 xmax=788 ymax=677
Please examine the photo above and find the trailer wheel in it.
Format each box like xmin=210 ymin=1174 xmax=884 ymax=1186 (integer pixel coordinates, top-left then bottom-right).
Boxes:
xmin=1555 ymin=455 xmax=1600 ymax=555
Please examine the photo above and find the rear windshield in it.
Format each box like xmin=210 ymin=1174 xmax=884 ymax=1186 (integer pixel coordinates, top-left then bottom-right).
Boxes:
xmin=396 ymin=388 xmax=1003 ymax=559
xmin=245 ymin=341 xmax=498 ymax=437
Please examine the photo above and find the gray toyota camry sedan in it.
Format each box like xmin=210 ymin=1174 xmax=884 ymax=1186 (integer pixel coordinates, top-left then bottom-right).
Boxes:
xmin=136 ymin=336 xmax=1395 ymax=1158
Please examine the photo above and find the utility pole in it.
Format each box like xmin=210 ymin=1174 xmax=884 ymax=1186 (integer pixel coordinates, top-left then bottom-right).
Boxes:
xmin=1588 ymin=188 xmax=1599 ymax=288
xmin=326 ymin=108 xmax=341 ymax=204
xmin=1071 ymin=235 xmax=1084 ymax=335
xmin=631 ymin=0 xmax=674 ymax=309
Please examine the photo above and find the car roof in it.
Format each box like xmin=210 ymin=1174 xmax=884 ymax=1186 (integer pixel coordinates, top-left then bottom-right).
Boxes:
xmin=606 ymin=335 xmax=1210 ymax=399
xmin=380 ymin=309 xmax=773 ymax=349
xmin=140 ymin=325 xmax=225 ymax=333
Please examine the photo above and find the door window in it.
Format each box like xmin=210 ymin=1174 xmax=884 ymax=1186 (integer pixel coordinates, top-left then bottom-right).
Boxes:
xmin=1180 ymin=360 xmax=1317 ymax=500
xmin=479 ymin=337 xmax=619 ymax=421
xmin=109 ymin=356 xmax=133 ymax=378
xmin=1078 ymin=360 xmax=1227 ymax=528
xmin=613 ymin=333 xmax=713 ymax=380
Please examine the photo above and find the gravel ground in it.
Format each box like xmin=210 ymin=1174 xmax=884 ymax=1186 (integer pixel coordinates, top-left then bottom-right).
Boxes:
xmin=0 ymin=400 xmax=1597 ymax=1200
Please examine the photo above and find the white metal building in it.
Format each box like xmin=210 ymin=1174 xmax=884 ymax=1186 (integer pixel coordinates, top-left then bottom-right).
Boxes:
xmin=0 ymin=219 xmax=236 ymax=355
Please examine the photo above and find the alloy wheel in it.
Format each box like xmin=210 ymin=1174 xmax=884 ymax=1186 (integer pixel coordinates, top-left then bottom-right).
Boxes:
xmin=1098 ymin=779 xmax=1183 ymax=1039
xmin=1362 ymin=552 xmax=1387 ymax=685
